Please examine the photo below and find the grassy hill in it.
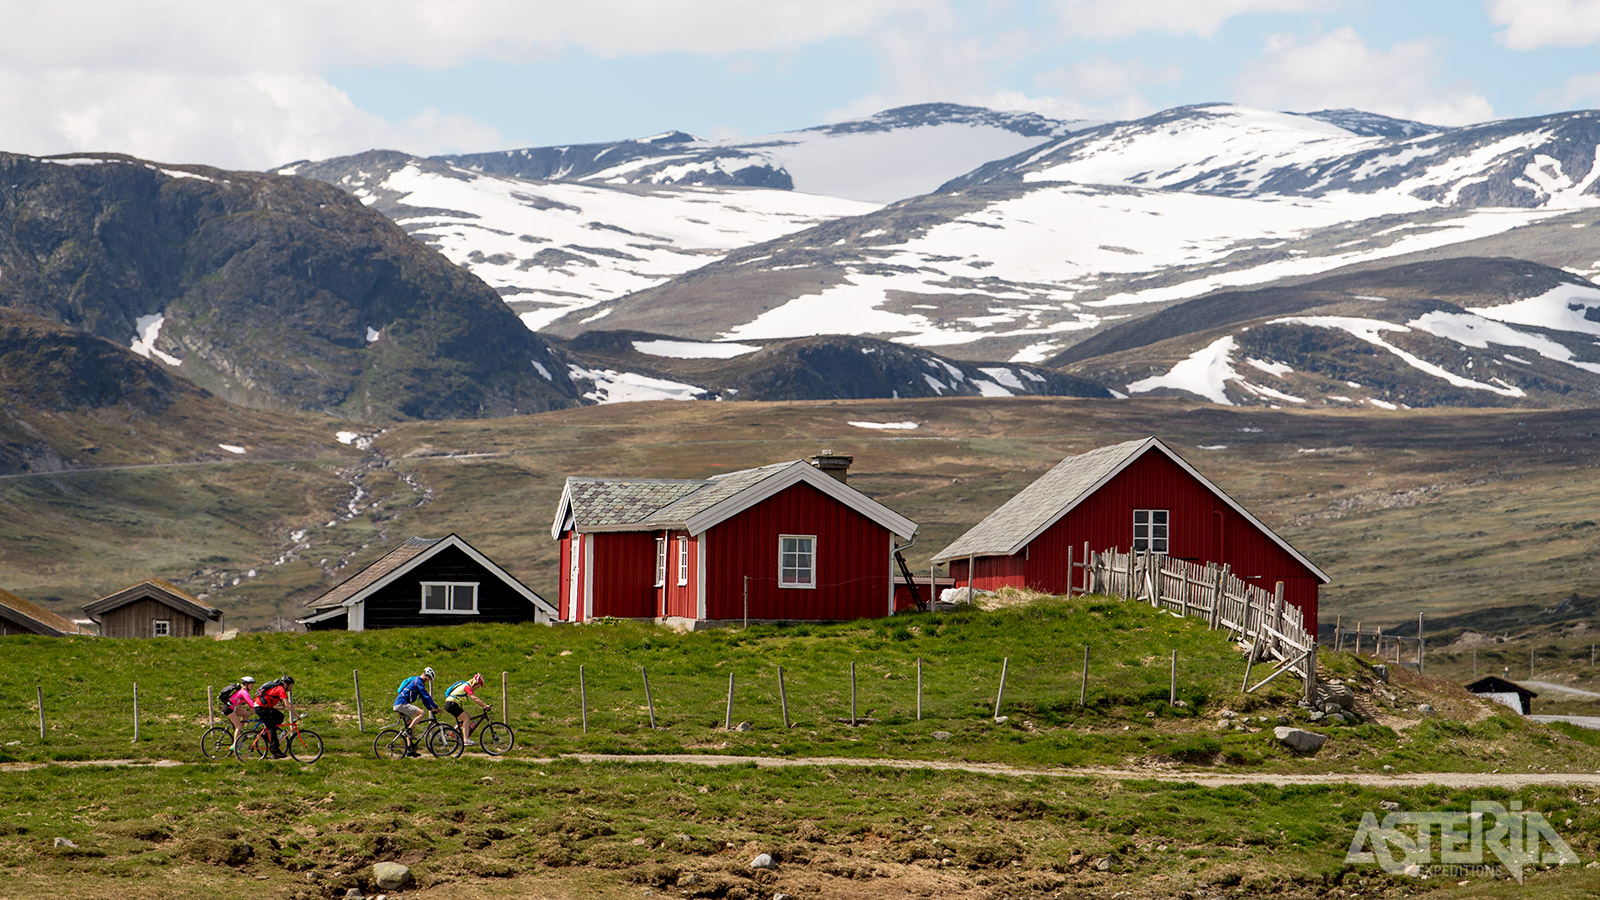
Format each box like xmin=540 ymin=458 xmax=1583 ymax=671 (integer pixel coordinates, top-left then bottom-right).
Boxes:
xmin=5 ymin=397 xmax=1600 ymax=634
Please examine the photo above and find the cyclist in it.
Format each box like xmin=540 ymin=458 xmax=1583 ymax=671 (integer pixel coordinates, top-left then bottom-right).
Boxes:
xmin=393 ymin=667 xmax=439 ymax=751
xmin=256 ymin=675 xmax=297 ymax=759
xmin=443 ymin=673 xmax=492 ymax=745
xmin=224 ymin=676 xmax=258 ymax=751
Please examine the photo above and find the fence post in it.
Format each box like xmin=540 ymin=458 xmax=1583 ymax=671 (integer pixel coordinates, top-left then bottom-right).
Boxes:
xmin=778 ymin=665 xmax=791 ymax=729
xmin=1079 ymin=645 xmax=1089 ymax=708
xmin=353 ymin=669 xmax=365 ymax=733
xmin=1304 ymin=642 xmax=1318 ymax=703
xmin=1082 ymin=542 xmax=1090 ymax=594
xmin=916 ymin=657 xmax=922 ymax=721
xmin=1065 ymin=546 xmax=1074 ymax=601
xmin=37 ymin=685 xmax=45 ymax=741
xmin=743 ymin=576 xmax=749 ymax=629
xmin=1170 ymin=650 xmax=1178 ymax=705
xmin=993 ymin=657 xmax=1009 ymax=720
xmin=1416 ymin=613 xmax=1424 ymax=675
xmin=642 ymin=667 xmax=657 ymax=730
xmin=579 ymin=664 xmax=589 ymax=734
xmin=501 ymin=671 xmax=508 ymax=724
xmin=1355 ymin=622 xmax=1362 ymax=656
xmin=133 ymin=682 xmax=140 ymax=744
xmin=724 ymin=673 xmax=735 ymax=731
xmin=850 ymin=661 xmax=858 ymax=726
xmin=1334 ymin=615 xmax=1343 ymax=653
xmin=207 ymin=683 xmax=215 ymax=727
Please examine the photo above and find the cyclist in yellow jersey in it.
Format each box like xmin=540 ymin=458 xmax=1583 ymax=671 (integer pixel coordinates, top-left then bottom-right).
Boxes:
xmin=443 ymin=673 xmax=492 ymax=745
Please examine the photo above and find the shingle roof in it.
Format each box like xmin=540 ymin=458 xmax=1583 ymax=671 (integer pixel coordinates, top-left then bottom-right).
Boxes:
xmin=563 ymin=478 xmax=707 ymax=530
xmin=84 ymin=578 xmax=223 ymax=621
xmin=306 ymin=537 xmax=441 ymax=609
xmin=0 ymin=588 xmax=80 ymax=635
xmin=650 ymin=462 xmax=795 ymax=524
xmin=935 ymin=438 xmax=1149 ymax=561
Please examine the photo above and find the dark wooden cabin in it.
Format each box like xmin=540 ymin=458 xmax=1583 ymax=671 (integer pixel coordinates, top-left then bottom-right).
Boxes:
xmin=0 ymin=588 xmax=83 ymax=636
xmin=1465 ymin=675 xmax=1537 ymax=715
xmin=297 ymin=533 xmax=555 ymax=631
xmin=84 ymin=580 xmax=222 ymax=638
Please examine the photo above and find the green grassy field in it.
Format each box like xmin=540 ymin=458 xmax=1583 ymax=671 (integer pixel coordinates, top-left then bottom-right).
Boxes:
xmin=6 ymin=397 xmax=1600 ymax=636
xmin=3 ymin=596 xmax=1599 ymax=899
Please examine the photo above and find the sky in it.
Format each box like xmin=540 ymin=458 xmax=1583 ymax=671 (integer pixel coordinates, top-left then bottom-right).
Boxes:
xmin=8 ymin=0 xmax=1600 ymax=170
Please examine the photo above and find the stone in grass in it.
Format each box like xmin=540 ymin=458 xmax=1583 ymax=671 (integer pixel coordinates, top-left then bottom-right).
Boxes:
xmin=750 ymin=853 xmax=776 ymax=870
xmin=53 ymin=837 xmax=77 ymax=849
xmin=1273 ymin=726 xmax=1328 ymax=754
xmin=735 ymin=722 xmax=753 ymax=732
xmin=931 ymin=731 xmax=952 ymax=741
xmin=371 ymin=862 xmax=412 ymax=891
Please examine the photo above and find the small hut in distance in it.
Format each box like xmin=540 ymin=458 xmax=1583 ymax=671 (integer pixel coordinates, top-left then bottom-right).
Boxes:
xmin=83 ymin=579 xmax=223 ymax=638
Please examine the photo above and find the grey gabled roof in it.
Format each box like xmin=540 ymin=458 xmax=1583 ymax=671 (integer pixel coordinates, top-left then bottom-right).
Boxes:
xmin=933 ymin=437 xmax=1328 ymax=583
xmin=935 ymin=439 xmax=1148 ymax=562
xmin=0 ymin=588 xmax=80 ymax=636
xmin=305 ymin=537 xmax=442 ymax=610
xmin=84 ymin=579 xmax=222 ymax=622
xmin=552 ymin=460 xmax=918 ymax=541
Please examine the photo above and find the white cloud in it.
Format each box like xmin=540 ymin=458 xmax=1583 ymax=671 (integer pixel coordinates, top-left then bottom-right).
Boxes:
xmin=4 ymin=0 xmax=934 ymax=169
xmin=0 ymin=69 xmax=503 ymax=169
xmin=1489 ymin=0 xmax=1600 ymax=50
xmin=1234 ymin=28 xmax=1494 ymax=126
xmin=1536 ymin=71 xmax=1600 ymax=110
xmin=1053 ymin=0 xmax=1333 ymax=39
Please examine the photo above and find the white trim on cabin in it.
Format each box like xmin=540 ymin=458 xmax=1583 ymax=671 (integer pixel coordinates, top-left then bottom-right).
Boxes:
xmin=420 ymin=582 xmax=480 ymax=615
xmin=695 ymin=533 xmax=707 ymax=620
xmin=582 ymin=533 xmax=594 ymax=622
xmin=684 ymin=462 xmax=917 ymax=540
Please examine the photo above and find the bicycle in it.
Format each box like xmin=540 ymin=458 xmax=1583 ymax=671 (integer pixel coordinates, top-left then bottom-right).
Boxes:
xmin=235 ymin=714 xmax=324 ymax=763
xmin=200 ymin=721 xmax=241 ymax=761
xmin=439 ymin=707 xmax=516 ymax=757
xmin=374 ymin=710 xmax=461 ymax=760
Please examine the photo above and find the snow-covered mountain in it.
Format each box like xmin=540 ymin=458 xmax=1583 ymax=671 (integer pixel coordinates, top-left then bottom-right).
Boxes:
xmin=575 ymin=105 xmax=1600 ymax=365
xmin=282 ymin=151 xmax=874 ymax=331
xmin=441 ymin=103 xmax=1083 ymax=204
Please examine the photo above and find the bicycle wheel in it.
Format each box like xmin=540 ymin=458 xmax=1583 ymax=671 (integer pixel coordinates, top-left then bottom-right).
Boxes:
xmin=427 ymin=723 xmax=464 ymax=758
xmin=238 ymin=735 xmax=269 ymax=761
xmin=201 ymin=725 xmax=235 ymax=761
xmin=479 ymin=722 xmax=515 ymax=756
xmin=288 ymin=730 xmax=324 ymax=764
xmin=374 ymin=726 xmax=411 ymax=760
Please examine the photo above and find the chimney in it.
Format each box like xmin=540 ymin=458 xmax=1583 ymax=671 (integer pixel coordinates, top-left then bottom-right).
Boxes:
xmin=809 ymin=451 xmax=852 ymax=484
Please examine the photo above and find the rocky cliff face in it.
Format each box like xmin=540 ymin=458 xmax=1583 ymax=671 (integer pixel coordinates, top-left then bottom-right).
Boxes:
xmin=0 ymin=153 xmax=578 ymax=421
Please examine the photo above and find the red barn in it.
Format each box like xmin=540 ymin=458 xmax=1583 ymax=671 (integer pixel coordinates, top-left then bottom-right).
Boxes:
xmin=551 ymin=455 xmax=919 ymax=625
xmin=932 ymin=437 xmax=1328 ymax=630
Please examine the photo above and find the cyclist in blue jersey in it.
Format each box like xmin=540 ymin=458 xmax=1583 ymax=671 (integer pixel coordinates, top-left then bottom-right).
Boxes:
xmin=393 ymin=667 xmax=438 ymax=747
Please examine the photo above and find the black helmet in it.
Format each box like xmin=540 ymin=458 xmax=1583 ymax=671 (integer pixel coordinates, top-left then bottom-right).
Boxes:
xmin=282 ymin=675 xmax=295 ymax=686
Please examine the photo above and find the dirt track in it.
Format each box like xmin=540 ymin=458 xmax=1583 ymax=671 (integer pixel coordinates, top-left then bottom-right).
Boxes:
xmin=7 ymin=753 xmax=1597 ymax=789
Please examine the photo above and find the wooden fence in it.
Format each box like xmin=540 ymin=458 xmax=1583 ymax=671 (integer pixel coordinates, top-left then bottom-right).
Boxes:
xmin=1078 ymin=548 xmax=1317 ymax=694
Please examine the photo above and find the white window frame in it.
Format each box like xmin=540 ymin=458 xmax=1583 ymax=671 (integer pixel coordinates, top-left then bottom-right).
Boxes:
xmin=654 ymin=537 xmax=667 ymax=588
xmin=779 ymin=534 xmax=816 ymax=589
xmin=420 ymin=582 xmax=480 ymax=614
xmin=1133 ymin=509 xmax=1169 ymax=554
xmin=677 ymin=538 xmax=689 ymax=586
xmin=152 ymin=619 xmax=171 ymax=637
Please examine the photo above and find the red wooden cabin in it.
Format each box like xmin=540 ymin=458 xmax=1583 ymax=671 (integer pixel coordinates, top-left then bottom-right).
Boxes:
xmin=932 ymin=437 xmax=1328 ymax=630
xmin=551 ymin=456 xmax=919 ymax=625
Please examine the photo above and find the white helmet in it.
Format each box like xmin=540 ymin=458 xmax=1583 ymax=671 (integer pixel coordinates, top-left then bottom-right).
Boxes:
xmin=240 ymin=676 xmax=256 ymax=684
xmin=423 ymin=666 xmax=435 ymax=680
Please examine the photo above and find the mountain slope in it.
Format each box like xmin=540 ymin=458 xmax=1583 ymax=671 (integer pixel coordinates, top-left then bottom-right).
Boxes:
xmin=438 ymin=103 xmax=1082 ymax=204
xmin=1061 ymin=257 xmax=1600 ymax=408
xmin=555 ymin=331 xmax=1109 ymax=403
xmin=284 ymin=151 xmax=873 ymax=331
xmin=0 ymin=152 xmax=577 ymax=420
xmin=0 ymin=306 xmax=351 ymax=474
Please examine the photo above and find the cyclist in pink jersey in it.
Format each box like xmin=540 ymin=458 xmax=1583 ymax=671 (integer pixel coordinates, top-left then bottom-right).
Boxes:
xmin=225 ymin=676 xmax=258 ymax=751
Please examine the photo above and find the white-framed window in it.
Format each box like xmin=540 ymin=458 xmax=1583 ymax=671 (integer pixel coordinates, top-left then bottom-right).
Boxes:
xmin=420 ymin=582 xmax=479 ymax=614
xmin=779 ymin=535 xmax=816 ymax=589
xmin=654 ymin=537 xmax=667 ymax=587
xmin=153 ymin=619 xmax=171 ymax=637
xmin=1133 ymin=509 xmax=1169 ymax=554
xmin=677 ymin=538 xmax=689 ymax=586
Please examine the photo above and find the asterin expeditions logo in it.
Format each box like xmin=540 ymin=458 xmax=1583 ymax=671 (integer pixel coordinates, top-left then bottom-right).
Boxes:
xmin=1346 ymin=800 xmax=1581 ymax=882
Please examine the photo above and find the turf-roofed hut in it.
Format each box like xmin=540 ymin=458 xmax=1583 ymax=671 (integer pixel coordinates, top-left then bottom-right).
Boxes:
xmin=552 ymin=455 xmax=919 ymax=626
xmin=933 ymin=437 xmax=1329 ymax=631
xmin=0 ymin=588 xmax=84 ymax=636
xmin=83 ymin=579 xmax=223 ymax=638
xmin=297 ymin=533 xmax=556 ymax=631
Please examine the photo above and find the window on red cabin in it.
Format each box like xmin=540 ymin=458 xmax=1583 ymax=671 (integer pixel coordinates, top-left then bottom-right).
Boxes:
xmin=1133 ymin=509 xmax=1169 ymax=554
xmin=779 ymin=535 xmax=816 ymax=588
xmin=654 ymin=537 xmax=667 ymax=587
xmin=677 ymin=538 xmax=689 ymax=586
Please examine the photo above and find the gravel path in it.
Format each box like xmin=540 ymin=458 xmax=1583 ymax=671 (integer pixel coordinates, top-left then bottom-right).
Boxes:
xmin=4 ymin=753 xmax=1596 ymax=789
